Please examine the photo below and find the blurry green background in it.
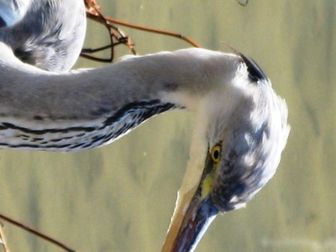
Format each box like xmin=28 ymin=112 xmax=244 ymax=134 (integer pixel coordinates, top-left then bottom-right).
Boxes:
xmin=0 ymin=0 xmax=335 ymax=251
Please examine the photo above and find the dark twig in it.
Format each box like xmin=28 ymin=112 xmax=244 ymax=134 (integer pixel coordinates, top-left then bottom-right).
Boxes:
xmin=83 ymin=0 xmax=200 ymax=63
xmin=101 ymin=16 xmax=201 ymax=48
xmin=0 ymin=214 xmax=75 ymax=252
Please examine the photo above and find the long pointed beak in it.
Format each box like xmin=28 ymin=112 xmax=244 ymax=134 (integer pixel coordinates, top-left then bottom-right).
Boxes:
xmin=170 ymin=195 xmax=218 ymax=252
xmin=162 ymin=152 xmax=219 ymax=252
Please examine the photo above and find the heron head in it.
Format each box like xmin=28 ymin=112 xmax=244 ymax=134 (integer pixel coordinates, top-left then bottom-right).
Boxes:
xmin=165 ymin=53 xmax=289 ymax=251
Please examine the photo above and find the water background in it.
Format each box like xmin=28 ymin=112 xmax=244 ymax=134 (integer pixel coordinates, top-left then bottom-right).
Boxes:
xmin=0 ymin=1 xmax=335 ymax=251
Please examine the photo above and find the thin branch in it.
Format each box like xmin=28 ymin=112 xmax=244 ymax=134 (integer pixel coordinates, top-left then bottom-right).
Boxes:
xmin=82 ymin=0 xmax=135 ymax=62
xmin=82 ymin=0 xmax=200 ymax=62
xmin=0 ymin=214 xmax=75 ymax=252
xmin=96 ymin=15 xmax=201 ymax=48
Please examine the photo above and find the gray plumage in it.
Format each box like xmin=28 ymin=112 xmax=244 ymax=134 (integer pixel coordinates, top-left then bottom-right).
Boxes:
xmin=0 ymin=1 xmax=289 ymax=252
xmin=0 ymin=0 xmax=86 ymax=72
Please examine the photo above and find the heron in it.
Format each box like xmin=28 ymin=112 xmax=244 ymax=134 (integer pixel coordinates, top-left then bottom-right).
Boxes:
xmin=0 ymin=0 xmax=290 ymax=251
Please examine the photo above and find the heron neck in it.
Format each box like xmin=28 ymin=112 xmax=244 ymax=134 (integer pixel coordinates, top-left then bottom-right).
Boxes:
xmin=0 ymin=47 xmax=239 ymax=151
xmin=112 ymin=49 xmax=240 ymax=110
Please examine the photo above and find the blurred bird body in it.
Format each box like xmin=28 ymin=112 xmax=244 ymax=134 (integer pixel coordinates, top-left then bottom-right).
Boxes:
xmin=0 ymin=0 xmax=86 ymax=72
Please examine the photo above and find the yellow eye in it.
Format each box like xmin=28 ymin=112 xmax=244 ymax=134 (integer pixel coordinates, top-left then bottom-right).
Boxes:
xmin=211 ymin=145 xmax=221 ymax=163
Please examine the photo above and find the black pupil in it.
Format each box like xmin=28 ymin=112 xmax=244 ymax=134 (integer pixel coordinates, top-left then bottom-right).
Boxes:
xmin=213 ymin=150 xmax=219 ymax=160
